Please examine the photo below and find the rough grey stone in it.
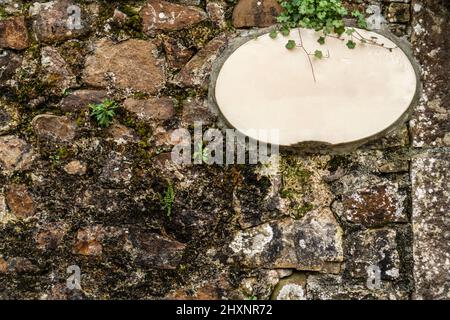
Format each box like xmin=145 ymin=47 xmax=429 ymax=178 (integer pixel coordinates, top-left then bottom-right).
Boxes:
xmin=306 ymin=274 xmax=408 ymax=300
xmin=228 ymin=208 xmax=343 ymax=271
xmin=0 ymin=102 xmax=19 ymax=135
xmin=345 ymin=228 xmax=401 ymax=281
xmin=411 ymin=152 xmax=450 ymax=299
xmin=0 ymin=50 xmax=22 ymax=82
xmin=41 ymin=46 xmax=76 ymax=94
xmin=410 ymin=0 xmax=450 ymax=147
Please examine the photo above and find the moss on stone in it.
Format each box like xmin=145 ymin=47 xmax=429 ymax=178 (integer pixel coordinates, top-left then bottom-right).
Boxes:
xmin=280 ymin=155 xmax=315 ymax=219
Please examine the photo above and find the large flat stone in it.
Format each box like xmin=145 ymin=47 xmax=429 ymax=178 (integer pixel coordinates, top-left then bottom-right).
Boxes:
xmin=41 ymin=46 xmax=76 ymax=94
xmin=60 ymin=89 xmax=108 ymax=112
xmin=332 ymin=182 xmax=408 ymax=227
xmin=411 ymin=152 xmax=450 ymax=299
xmin=141 ymin=0 xmax=207 ymax=33
xmin=83 ymin=39 xmax=166 ymax=94
xmin=410 ymin=0 xmax=450 ymax=147
xmin=345 ymin=228 xmax=401 ymax=281
xmin=124 ymin=97 xmax=175 ymax=121
xmin=32 ymin=114 xmax=77 ymax=143
xmin=228 ymin=208 xmax=343 ymax=271
xmin=306 ymin=274 xmax=408 ymax=300
xmin=29 ymin=0 xmax=89 ymax=43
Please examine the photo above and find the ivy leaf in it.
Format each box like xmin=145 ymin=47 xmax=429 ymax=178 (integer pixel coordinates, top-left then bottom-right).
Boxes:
xmin=335 ymin=25 xmax=345 ymax=36
xmin=352 ymin=10 xmax=368 ymax=29
xmin=285 ymin=40 xmax=296 ymax=50
xmin=317 ymin=36 xmax=325 ymax=45
xmin=281 ymin=27 xmax=290 ymax=36
xmin=314 ymin=50 xmax=323 ymax=59
xmin=346 ymin=40 xmax=356 ymax=49
xmin=269 ymin=30 xmax=278 ymax=39
xmin=345 ymin=28 xmax=355 ymax=36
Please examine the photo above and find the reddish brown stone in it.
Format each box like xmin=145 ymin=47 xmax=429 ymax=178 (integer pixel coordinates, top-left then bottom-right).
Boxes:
xmin=60 ymin=90 xmax=108 ymax=112
xmin=0 ymin=16 xmax=30 ymax=50
xmin=32 ymin=114 xmax=77 ymax=143
xmin=107 ymin=124 xmax=138 ymax=144
xmin=334 ymin=183 xmax=407 ymax=226
xmin=29 ymin=0 xmax=88 ymax=43
xmin=0 ymin=258 xmax=7 ymax=273
xmin=207 ymin=1 xmax=227 ymax=28
xmin=83 ymin=39 xmax=166 ymax=94
xmin=124 ymin=97 xmax=175 ymax=121
xmin=141 ymin=0 xmax=207 ymax=33
xmin=0 ymin=135 xmax=35 ymax=174
xmin=5 ymin=184 xmax=36 ymax=219
xmin=73 ymin=226 xmax=104 ymax=256
xmin=232 ymin=0 xmax=281 ymax=28
xmin=0 ymin=257 xmax=36 ymax=274
xmin=153 ymin=127 xmax=179 ymax=147
xmin=163 ymin=38 xmax=196 ymax=69
xmin=173 ymin=34 xmax=228 ymax=88
xmin=181 ymin=97 xmax=215 ymax=126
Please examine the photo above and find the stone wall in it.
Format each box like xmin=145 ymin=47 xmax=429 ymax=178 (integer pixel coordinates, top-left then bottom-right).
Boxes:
xmin=0 ymin=0 xmax=448 ymax=299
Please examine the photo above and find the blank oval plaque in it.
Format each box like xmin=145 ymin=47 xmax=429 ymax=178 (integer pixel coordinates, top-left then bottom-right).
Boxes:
xmin=212 ymin=28 xmax=419 ymax=148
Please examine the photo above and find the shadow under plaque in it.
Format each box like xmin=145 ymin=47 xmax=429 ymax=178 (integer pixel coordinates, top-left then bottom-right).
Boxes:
xmin=209 ymin=27 xmax=421 ymax=153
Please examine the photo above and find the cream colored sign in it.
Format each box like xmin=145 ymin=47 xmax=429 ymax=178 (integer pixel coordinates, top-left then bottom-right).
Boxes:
xmin=214 ymin=28 xmax=418 ymax=147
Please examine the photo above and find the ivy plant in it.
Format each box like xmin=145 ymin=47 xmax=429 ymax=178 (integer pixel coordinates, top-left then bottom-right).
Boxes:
xmin=275 ymin=0 xmax=367 ymax=51
xmin=270 ymin=0 xmax=395 ymax=81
